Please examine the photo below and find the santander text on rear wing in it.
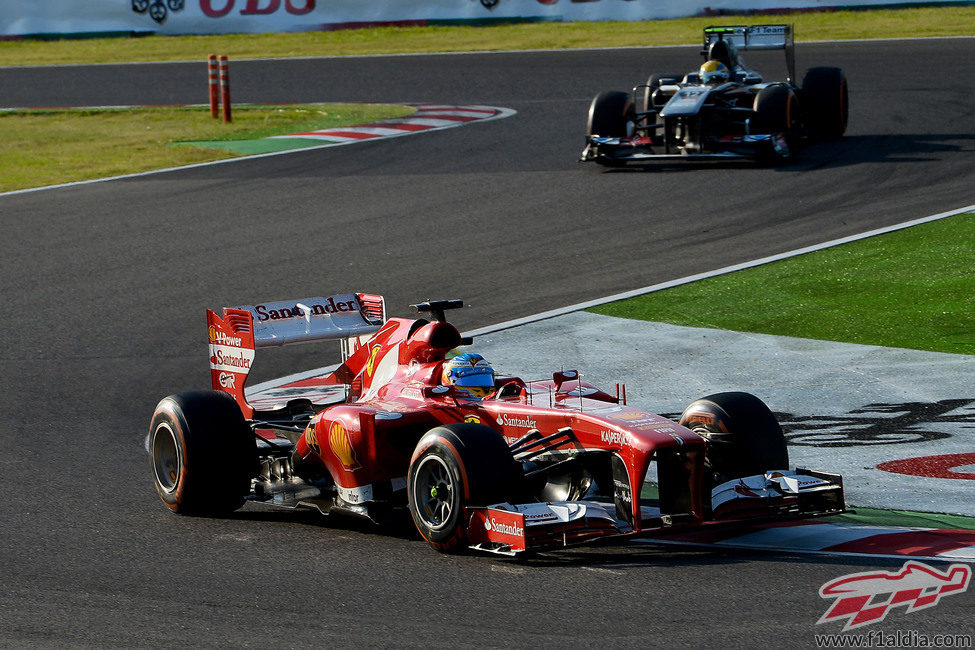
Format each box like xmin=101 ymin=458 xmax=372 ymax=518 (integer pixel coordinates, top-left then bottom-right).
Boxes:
xmin=206 ymin=293 xmax=385 ymax=417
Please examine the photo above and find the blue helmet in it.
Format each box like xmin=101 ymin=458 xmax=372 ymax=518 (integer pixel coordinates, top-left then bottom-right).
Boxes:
xmin=442 ymin=352 xmax=495 ymax=399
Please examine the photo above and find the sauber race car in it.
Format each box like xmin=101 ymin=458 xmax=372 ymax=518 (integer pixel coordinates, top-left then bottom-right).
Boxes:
xmin=148 ymin=293 xmax=845 ymax=555
xmin=580 ymin=25 xmax=848 ymax=165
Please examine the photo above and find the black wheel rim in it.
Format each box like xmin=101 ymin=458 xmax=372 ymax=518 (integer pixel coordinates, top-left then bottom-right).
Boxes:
xmin=413 ymin=455 xmax=455 ymax=531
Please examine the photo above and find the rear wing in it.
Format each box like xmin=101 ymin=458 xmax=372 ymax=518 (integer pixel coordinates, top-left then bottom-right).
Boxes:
xmin=703 ymin=24 xmax=795 ymax=83
xmin=206 ymin=292 xmax=385 ymax=416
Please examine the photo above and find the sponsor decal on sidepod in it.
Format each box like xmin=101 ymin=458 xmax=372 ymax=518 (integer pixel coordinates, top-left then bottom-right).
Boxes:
xmin=498 ymin=414 xmax=537 ymax=429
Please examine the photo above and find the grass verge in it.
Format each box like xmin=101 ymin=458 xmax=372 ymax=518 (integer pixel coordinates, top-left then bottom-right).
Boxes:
xmin=0 ymin=103 xmax=414 ymax=192
xmin=590 ymin=213 xmax=975 ymax=355
xmin=1 ymin=7 xmax=973 ymax=66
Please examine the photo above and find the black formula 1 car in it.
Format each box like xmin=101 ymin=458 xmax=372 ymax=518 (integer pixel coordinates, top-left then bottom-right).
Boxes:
xmin=580 ymin=25 xmax=849 ymax=165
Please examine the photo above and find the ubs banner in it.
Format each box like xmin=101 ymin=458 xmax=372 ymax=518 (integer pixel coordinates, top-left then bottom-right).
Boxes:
xmin=2 ymin=0 xmax=962 ymax=37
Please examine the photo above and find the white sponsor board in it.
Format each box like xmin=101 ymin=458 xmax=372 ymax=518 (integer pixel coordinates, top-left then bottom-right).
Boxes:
xmin=473 ymin=312 xmax=975 ymax=517
xmin=4 ymin=0 xmax=969 ymax=37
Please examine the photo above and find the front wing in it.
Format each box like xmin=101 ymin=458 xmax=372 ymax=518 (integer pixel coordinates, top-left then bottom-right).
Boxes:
xmin=466 ymin=469 xmax=844 ymax=555
xmin=581 ymin=133 xmax=791 ymax=164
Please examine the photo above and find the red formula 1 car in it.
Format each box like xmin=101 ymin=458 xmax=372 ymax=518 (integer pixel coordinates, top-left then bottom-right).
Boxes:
xmin=148 ymin=294 xmax=844 ymax=554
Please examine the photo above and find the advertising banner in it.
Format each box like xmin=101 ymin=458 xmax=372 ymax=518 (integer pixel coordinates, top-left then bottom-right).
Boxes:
xmin=1 ymin=0 xmax=966 ymax=38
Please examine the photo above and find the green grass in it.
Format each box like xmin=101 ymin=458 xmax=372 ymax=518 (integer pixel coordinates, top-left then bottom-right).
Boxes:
xmin=0 ymin=103 xmax=414 ymax=192
xmin=1 ymin=7 xmax=973 ymax=66
xmin=2 ymin=6 xmax=973 ymax=191
xmin=590 ymin=214 xmax=975 ymax=355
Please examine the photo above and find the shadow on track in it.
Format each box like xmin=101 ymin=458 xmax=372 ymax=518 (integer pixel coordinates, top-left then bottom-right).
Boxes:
xmin=585 ymin=134 xmax=975 ymax=173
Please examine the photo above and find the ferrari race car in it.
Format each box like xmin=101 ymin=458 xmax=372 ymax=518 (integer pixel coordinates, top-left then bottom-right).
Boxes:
xmin=580 ymin=24 xmax=849 ymax=165
xmin=147 ymin=293 xmax=845 ymax=555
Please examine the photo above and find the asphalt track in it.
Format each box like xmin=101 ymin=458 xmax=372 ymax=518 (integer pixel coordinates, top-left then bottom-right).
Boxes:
xmin=2 ymin=39 xmax=974 ymax=646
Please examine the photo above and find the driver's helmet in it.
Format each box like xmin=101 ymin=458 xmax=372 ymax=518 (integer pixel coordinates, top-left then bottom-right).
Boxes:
xmin=699 ymin=60 xmax=730 ymax=85
xmin=442 ymin=352 xmax=495 ymax=399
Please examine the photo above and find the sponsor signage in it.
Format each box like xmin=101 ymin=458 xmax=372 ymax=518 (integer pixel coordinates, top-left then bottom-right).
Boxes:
xmin=600 ymin=429 xmax=628 ymax=446
xmin=328 ymin=421 xmax=361 ymax=470
xmin=5 ymin=0 xmax=953 ymax=37
xmin=498 ymin=414 xmax=537 ymax=429
xmin=336 ymin=483 xmax=373 ymax=504
xmin=475 ymin=507 xmax=526 ymax=551
xmin=238 ymin=295 xmax=379 ymax=348
xmin=209 ymin=344 xmax=254 ymax=372
xmin=252 ymin=296 xmax=359 ymax=322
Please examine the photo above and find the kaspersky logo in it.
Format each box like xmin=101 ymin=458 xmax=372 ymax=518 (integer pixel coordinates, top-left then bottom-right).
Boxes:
xmin=817 ymin=561 xmax=970 ymax=631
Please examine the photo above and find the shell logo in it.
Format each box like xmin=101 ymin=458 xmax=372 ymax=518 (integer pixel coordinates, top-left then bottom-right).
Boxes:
xmin=464 ymin=415 xmax=481 ymax=424
xmin=304 ymin=426 xmax=320 ymax=454
xmin=329 ymin=421 xmax=360 ymax=470
xmin=208 ymin=325 xmax=218 ymax=342
xmin=365 ymin=345 xmax=382 ymax=377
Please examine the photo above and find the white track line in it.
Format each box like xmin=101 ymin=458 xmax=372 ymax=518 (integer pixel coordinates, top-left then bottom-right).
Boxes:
xmin=247 ymin=203 xmax=975 ymax=394
xmin=465 ymin=203 xmax=975 ymax=338
xmin=0 ymin=105 xmax=516 ymax=198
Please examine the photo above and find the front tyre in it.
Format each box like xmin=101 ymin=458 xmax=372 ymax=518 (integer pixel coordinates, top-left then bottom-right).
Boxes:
xmin=586 ymin=90 xmax=636 ymax=138
xmin=752 ymin=85 xmax=801 ymax=160
xmin=643 ymin=72 xmax=682 ymax=112
xmin=407 ymin=423 xmax=517 ymax=553
xmin=148 ymin=390 xmax=256 ymax=515
xmin=679 ymin=391 xmax=788 ymax=488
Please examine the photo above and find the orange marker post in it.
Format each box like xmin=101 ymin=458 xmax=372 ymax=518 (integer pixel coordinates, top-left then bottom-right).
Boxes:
xmin=207 ymin=54 xmax=219 ymax=118
xmin=219 ymin=55 xmax=231 ymax=123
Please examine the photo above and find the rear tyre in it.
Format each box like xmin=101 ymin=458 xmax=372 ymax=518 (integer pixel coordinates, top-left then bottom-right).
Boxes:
xmin=148 ymin=390 xmax=257 ymax=514
xmin=407 ymin=423 xmax=518 ymax=553
xmin=679 ymin=391 xmax=788 ymax=488
xmin=586 ymin=90 xmax=636 ymax=138
xmin=802 ymin=66 xmax=848 ymax=140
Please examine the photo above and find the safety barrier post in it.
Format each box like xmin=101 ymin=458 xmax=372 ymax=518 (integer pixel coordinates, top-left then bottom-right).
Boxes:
xmin=219 ymin=55 xmax=232 ymax=123
xmin=207 ymin=54 xmax=219 ymax=118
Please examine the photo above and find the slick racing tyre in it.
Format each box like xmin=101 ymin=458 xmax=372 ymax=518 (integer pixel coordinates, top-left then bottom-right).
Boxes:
xmin=407 ymin=423 xmax=518 ymax=553
xmin=753 ymin=85 xmax=800 ymax=143
xmin=148 ymin=390 xmax=257 ymax=515
xmin=801 ymin=66 xmax=849 ymax=141
xmin=679 ymin=392 xmax=788 ymax=488
xmin=643 ymin=72 xmax=682 ymax=112
xmin=752 ymin=85 xmax=801 ymax=160
xmin=586 ymin=90 xmax=636 ymax=138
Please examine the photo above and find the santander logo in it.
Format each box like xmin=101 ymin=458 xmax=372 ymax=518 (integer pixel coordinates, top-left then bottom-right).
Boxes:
xmin=818 ymin=561 xmax=971 ymax=630
xmin=484 ymin=517 xmax=524 ymax=538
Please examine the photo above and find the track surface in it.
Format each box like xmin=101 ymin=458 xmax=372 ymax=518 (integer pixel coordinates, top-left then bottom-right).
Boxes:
xmin=2 ymin=40 xmax=973 ymax=646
